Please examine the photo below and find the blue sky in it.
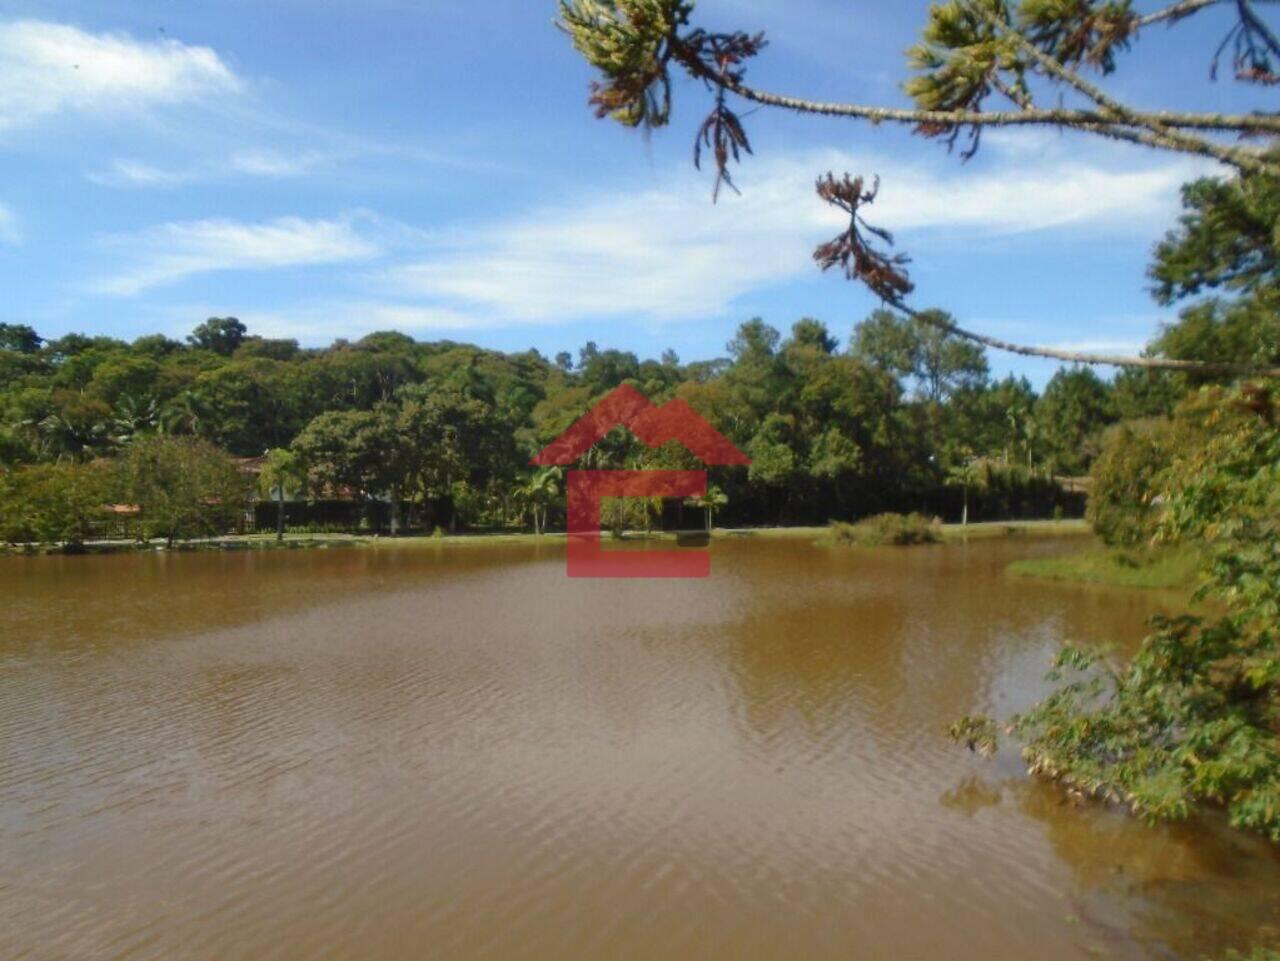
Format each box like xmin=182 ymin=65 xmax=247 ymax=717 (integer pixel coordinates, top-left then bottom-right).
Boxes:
xmin=0 ymin=1 xmax=1266 ymax=385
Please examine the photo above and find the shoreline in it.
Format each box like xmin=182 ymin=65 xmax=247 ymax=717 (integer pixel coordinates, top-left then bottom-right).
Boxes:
xmin=0 ymin=519 xmax=1091 ymax=557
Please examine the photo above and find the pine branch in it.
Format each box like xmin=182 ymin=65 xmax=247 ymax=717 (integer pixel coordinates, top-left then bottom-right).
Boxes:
xmin=894 ymin=302 xmax=1280 ymax=377
xmin=811 ymin=168 xmax=1280 ymax=378
xmin=980 ymin=7 xmax=1274 ymax=174
xmin=717 ymin=74 xmax=1280 ymax=134
xmin=1137 ymin=0 xmax=1227 ymax=28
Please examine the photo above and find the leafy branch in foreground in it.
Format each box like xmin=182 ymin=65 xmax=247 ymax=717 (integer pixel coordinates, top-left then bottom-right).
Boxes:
xmin=950 ymin=386 xmax=1280 ymax=839
xmin=559 ymin=0 xmax=1280 ymax=377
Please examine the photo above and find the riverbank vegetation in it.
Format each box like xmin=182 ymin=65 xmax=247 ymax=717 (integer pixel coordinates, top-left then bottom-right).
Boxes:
xmin=0 ymin=307 xmax=1103 ymax=547
xmin=821 ymin=513 xmax=941 ymax=547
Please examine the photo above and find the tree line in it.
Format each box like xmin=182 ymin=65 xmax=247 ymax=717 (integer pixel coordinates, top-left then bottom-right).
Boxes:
xmin=0 ymin=297 xmax=1165 ymax=545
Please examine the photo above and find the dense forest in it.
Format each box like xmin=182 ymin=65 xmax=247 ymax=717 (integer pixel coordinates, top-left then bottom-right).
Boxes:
xmin=0 ymin=302 xmax=1155 ymax=543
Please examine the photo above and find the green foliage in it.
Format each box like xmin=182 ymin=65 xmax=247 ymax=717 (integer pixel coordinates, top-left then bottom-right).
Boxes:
xmin=557 ymin=0 xmax=690 ymax=128
xmin=1017 ymin=0 xmax=1135 ymax=71
xmin=947 ymin=715 xmax=999 ymax=757
xmin=823 ymin=512 xmax=941 ymax=547
xmin=116 ymin=436 xmax=247 ymax=545
xmin=0 ymin=323 xmax=42 ymax=354
xmin=684 ymin=483 xmax=728 ymax=531
xmin=0 ymin=312 xmax=1097 ymax=538
xmin=853 ymin=309 xmax=988 ymax=403
xmin=1151 ymin=173 xmax=1280 ymax=306
xmin=0 ymin=460 xmax=110 ymax=546
xmin=187 ymin=317 xmax=247 ymax=357
xmin=906 ymin=0 xmax=1021 ymax=117
xmin=1153 ymin=296 xmax=1280 ymax=374
xmin=1007 ymin=545 xmax=1200 ymax=589
xmin=1222 ymin=948 xmax=1280 ymax=961
xmin=1087 ymin=419 xmax=1175 ymax=548
xmin=1009 ymin=387 xmax=1280 ymax=840
xmin=1035 ymin=366 xmax=1116 ymax=474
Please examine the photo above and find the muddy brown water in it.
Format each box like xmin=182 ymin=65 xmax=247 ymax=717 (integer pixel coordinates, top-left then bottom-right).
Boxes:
xmin=2 ymin=535 xmax=1278 ymax=960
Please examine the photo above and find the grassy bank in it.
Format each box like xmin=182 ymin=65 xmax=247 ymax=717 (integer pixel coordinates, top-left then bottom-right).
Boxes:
xmin=1007 ymin=545 xmax=1201 ymax=590
xmin=0 ymin=518 xmax=1091 ymax=556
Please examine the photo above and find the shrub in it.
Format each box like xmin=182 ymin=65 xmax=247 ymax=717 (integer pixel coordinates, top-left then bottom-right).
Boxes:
xmin=1087 ymin=419 xmax=1175 ymax=548
xmin=823 ymin=512 xmax=940 ymax=547
xmin=0 ymin=461 xmax=110 ymax=546
xmin=115 ymin=436 xmax=247 ymax=545
xmin=959 ymin=386 xmax=1280 ymax=842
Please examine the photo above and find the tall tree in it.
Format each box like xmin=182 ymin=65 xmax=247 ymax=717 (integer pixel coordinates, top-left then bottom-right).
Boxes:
xmin=853 ymin=309 xmax=989 ymax=403
xmin=1035 ymin=366 xmax=1116 ymax=474
xmin=116 ymin=436 xmax=247 ymax=546
xmin=0 ymin=324 xmax=42 ymax=355
xmin=188 ymin=318 xmax=248 ymax=357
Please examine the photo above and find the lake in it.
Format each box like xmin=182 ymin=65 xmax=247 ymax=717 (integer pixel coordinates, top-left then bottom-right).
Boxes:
xmin=2 ymin=535 xmax=1278 ymax=959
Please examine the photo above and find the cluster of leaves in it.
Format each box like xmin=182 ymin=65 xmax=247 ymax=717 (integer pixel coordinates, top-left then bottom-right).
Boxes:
xmin=561 ymin=0 xmax=768 ymax=196
xmin=1223 ymin=949 xmax=1280 ymax=961
xmin=0 ymin=460 xmax=111 ymax=547
xmin=115 ymin=437 xmax=248 ymax=545
xmin=948 ymin=163 xmax=1280 ymax=841
xmin=558 ymin=0 xmax=692 ymax=128
xmin=1086 ymin=418 xmax=1177 ymax=548
xmin=1151 ymin=173 xmax=1280 ymax=306
xmin=906 ymin=0 xmax=1024 ymax=153
xmin=813 ymin=175 xmax=914 ymax=304
xmin=1016 ymin=0 xmax=1136 ymax=72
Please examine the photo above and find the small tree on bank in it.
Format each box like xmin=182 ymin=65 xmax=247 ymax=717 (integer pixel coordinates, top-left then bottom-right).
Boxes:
xmin=259 ymin=448 xmax=305 ymax=542
xmin=0 ymin=460 xmax=110 ymax=548
xmin=684 ymin=484 xmax=728 ymax=532
xmin=116 ymin=436 xmax=247 ymax=546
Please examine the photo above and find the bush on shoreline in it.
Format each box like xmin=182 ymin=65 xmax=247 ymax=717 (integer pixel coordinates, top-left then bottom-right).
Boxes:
xmin=822 ymin=513 xmax=941 ymax=547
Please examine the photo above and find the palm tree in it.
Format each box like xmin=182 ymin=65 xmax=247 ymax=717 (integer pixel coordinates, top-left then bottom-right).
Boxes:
xmin=684 ymin=484 xmax=728 ymax=533
xmin=946 ymin=455 xmax=983 ymax=527
xmin=111 ymin=395 xmax=160 ymax=446
xmin=160 ymin=391 xmax=207 ymax=437
xmin=35 ymin=412 xmax=106 ymax=460
xmin=258 ymin=448 xmax=304 ymax=542
xmin=521 ymin=467 xmax=562 ymax=535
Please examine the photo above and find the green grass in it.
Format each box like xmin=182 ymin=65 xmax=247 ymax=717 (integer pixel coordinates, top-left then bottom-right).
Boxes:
xmin=1 ymin=518 xmax=1092 ymax=556
xmin=1007 ymin=545 xmax=1201 ymax=590
xmin=725 ymin=519 xmax=1088 ymax=542
xmin=937 ymin=519 xmax=1088 ymax=542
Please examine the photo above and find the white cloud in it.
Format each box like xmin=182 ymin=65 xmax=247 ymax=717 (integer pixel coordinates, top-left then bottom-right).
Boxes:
xmin=229 ymin=149 xmax=320 ymax=178
xmin=96 ymin=217 xmax=380 ymax=295
xmin=0 ymin=202 xmax=20 ymax=244
xmin=0 ymin=19 xmax=240 ymax=131
xmin=88 ymin=149 xmax=325 ymax=188
xmin=377 ymin=144 xmax=1209 ymax=326
xmin=88 ymin=159 xmax=197 ymax=188
xmin=240 ymin=303 xmax=495 ymax=343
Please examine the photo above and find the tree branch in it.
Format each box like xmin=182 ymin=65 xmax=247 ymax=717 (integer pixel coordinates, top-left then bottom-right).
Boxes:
xmin=707 ymin=71 xmax=1280 ymax=175
xmin=982 ymin=7 xmax=1275 ymax=174
xmin=1137 ymin=0 xmax=1227 ymax=28
xmin=894 ymin=302 xmax=1280 ymax=378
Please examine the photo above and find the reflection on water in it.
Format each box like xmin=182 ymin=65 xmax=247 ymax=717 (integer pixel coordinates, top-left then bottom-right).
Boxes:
xmin=1 ymin=536 xmax=1276 ymax=960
